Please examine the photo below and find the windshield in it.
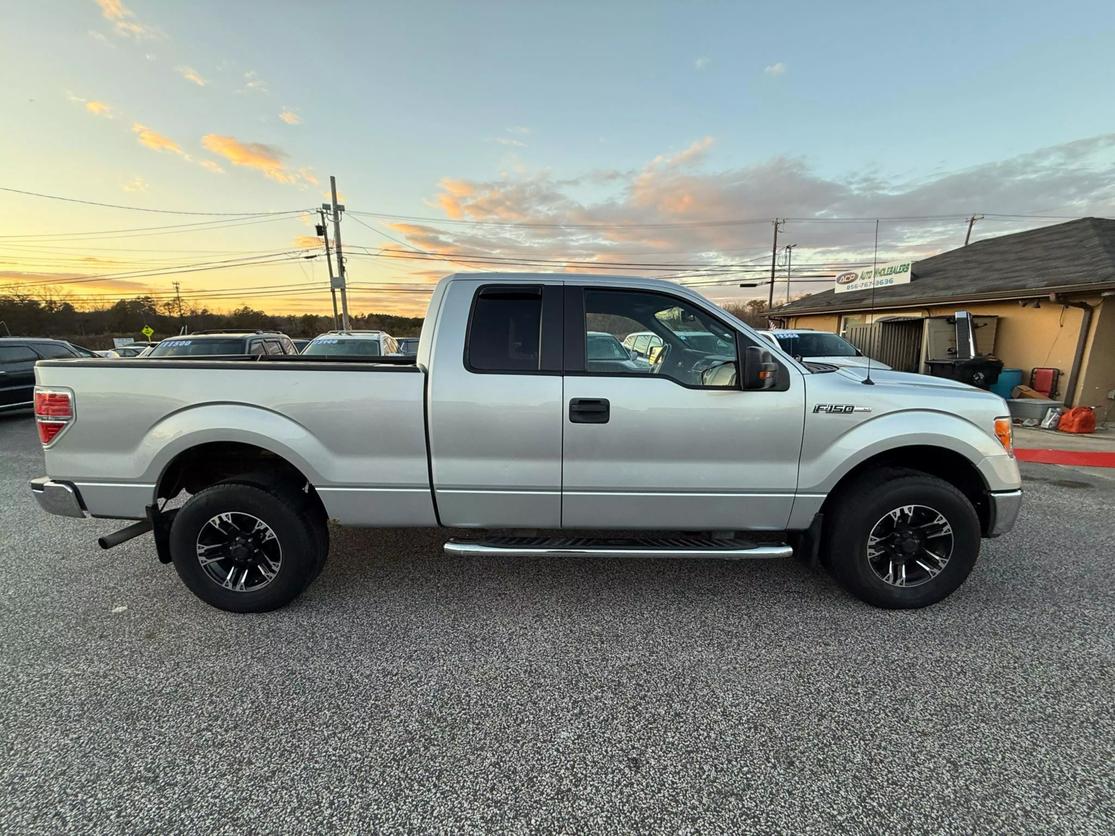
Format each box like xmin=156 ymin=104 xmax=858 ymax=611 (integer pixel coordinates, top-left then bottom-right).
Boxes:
xmin=150 ymin=338 xmax=244 ymax=356
xmin=303 ymin=338 xmax=382 ymax=356
xmin=775 ymin=332 xmax=858 ymax=358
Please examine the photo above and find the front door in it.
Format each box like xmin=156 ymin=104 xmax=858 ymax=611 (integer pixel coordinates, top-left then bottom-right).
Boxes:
xmin=428 ymin=280 xmax=565 ymax=528
xmin=0 ymin=345 xmax=38 ymax=410
xmin=561 ymin=286 xmax=805 ymax=531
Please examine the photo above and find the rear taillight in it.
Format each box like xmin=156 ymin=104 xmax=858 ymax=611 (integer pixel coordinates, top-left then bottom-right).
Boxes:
xmin=34 ymin=387 xmax=74 ymax=447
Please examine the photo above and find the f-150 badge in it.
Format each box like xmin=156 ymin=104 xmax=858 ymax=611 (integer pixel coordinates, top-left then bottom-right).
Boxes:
xmin=813 ymin=404 xmax=871 ymax=414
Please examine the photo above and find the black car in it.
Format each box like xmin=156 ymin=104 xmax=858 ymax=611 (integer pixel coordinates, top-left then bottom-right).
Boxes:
xmin=0 ymin=338 xmax=87 ymax=413
xmin=146 ymin=331 xmax=299 ymax=358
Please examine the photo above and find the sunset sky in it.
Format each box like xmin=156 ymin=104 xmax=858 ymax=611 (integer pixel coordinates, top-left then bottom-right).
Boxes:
xmin=2 ymin=0 xmax=1114 ymax=316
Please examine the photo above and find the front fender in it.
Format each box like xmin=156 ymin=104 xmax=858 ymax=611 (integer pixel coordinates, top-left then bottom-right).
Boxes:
xmin=798 ymin=409 xmax=1019 ymax=495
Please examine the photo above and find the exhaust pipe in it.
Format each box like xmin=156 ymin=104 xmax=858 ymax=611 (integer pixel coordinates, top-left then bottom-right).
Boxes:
xmin=98 ymin=518 xmax=153 ymax=550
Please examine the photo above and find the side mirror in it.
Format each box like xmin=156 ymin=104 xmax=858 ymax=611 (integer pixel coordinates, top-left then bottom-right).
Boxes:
xmin=742 ymin=345 xmax=779 ymax=390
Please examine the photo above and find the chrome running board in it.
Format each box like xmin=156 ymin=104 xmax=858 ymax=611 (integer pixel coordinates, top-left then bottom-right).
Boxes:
xmin=444 ymin=535 xmax=793 ymax=560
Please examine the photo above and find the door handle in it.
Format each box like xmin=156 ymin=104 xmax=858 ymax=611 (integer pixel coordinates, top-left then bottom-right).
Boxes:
xmin=569 ymin=398 xmax=610 ymax=424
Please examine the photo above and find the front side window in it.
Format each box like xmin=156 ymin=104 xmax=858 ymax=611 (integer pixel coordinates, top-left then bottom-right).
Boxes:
xmin=0 ymin=346 xmax=38 ymax=364
xmin=467 ymin=288 xmax=541 ymax=372
xmin=583 ymin=289 xmax=738 ymax=388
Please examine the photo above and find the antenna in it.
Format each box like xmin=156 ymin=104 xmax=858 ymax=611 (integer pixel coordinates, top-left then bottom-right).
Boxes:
xmin=862 ymin=219 xmax=880 ymax=386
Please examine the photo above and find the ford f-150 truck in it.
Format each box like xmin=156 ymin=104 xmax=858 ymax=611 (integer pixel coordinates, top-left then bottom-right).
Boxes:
xmin=30 ymin=272 xmax=1022 ymax=613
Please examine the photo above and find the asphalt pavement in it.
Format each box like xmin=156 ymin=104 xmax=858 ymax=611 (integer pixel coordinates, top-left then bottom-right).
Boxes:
xmin=1 ymin=410 xmax=1112 ymax=834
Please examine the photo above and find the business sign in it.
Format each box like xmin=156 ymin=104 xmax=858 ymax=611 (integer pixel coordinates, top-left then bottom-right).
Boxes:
xmin=834 ymin=260 xmax=914 ymax=294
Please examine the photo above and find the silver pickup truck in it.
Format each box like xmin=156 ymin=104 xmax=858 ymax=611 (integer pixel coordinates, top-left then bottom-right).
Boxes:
xmin=30 ymin=272 xmax=1022 ymax=613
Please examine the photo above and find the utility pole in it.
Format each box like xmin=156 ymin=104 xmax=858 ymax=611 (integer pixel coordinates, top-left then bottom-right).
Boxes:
xmin=326 ymin=176 xmax=351 ymax=330
xmin=784 ymin=243 xmax=797 ymax=304
xmin=767 ymin=219 xmax=783 ymax=309
xmin=318 ymin=208 xmax=340 ymax=330
xmin=964 ymin=214 xmax=983 ymax=246
xmin=172 ymin=281 xmax=185 ymax=333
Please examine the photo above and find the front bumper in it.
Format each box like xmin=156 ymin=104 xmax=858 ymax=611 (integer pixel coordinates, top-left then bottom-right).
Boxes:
xmin=30 ymin=477 xmax=86 ymax=518
xmin=987 ymin=489 xmax=1022 ymax=537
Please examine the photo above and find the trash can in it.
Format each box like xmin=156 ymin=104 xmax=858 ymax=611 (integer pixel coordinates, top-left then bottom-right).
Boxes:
xmin=926 ymin=357 xmax=1004 ymax=389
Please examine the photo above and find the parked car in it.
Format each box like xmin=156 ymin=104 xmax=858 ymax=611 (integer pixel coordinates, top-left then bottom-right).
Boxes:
xmin=146 ymin=331 xmax=299 ymax=358
xmin=621 ymin=331 xmax=663 ymax=360
xmin=107 ymin=341 xmax=160 ymax=358
xmin=757 ymin=329 xmax=892 ymax=370
xmin=30 ymin=272 xmax=1020 ymax=614
xmin=1 ymin=338 xmax=87 ymax=412
xmin=586 ymin=331 xmax=652 ymax=373
xmin=396 ymin=337 xmax=420 ymax=356
xmin=301 ymin=330 xmax=400 ymax=358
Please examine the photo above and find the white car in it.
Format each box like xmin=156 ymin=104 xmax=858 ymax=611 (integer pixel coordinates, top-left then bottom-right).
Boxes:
xmin=301 ymin=330 xmax=401 ymax=358
xmin=757 ymin=329 xmax=891 ymax=370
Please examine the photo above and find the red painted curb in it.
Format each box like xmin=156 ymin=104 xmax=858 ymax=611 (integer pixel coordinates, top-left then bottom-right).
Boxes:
xmin=1015 ymin=448 xmax=1115 ymax=468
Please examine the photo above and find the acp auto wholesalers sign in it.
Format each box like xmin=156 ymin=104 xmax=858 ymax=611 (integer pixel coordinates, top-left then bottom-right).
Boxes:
xmin=834 ymin=260 xmax=914 ymax=294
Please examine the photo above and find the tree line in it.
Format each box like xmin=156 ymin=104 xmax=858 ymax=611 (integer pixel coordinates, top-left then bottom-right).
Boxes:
xmin=0 ymin=290 xmax=424 ymax=350
xmin=0 ymin=288 xmax=770 ymax=351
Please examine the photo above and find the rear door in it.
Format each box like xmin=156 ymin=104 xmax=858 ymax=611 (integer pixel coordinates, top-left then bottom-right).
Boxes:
xmin=427 ymin=280 xmax=564 ymax=527
xmin=561 ymin=286 xmax=805 ymax=531
xmin=0 ymin=345 xmax=38 ymax=409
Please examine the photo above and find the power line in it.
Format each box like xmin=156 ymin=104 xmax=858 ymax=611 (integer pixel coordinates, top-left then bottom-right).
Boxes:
xmin=0 ymin=213 xmax=307 ymax=242
xmin=0 ymin=186 xmax=310 ymax=217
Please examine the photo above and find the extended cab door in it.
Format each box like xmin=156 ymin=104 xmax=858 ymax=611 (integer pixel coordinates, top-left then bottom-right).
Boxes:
xmin=427 ymin=280 xmax=565 ymax=528
xmin=561 ymin=286 xmax=805 ymax=531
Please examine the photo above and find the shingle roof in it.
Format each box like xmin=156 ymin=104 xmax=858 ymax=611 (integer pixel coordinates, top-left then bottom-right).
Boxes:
xmin=770 ymin=217 xmax=1115 ymax=315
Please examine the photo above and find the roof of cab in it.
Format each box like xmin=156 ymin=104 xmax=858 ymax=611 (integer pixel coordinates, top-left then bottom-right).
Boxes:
xmin=441 ymin=271 xmax=687 ymax=293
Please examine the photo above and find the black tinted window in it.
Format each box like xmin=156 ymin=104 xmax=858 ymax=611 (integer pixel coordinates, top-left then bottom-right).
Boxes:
xmin=468 ymin=289 xmax=541 ymax=372
xmin=33 ymin=343 xmax=78 ymax=359
xmin=0 ymin=346 xmax=38 ymax=363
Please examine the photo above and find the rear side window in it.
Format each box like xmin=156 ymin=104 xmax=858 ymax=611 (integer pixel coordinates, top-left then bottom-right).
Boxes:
xmin=467 ymin=288 xmax=541 ymax=372
xmin=0 ymin=346 xmax=38 ymax=364
xmin=33 ymin=343 xmax=78 ymax=359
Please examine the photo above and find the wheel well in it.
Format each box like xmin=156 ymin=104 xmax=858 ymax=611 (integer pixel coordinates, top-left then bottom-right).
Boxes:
xmin=822 ymin=445 xmax=991 ymax=534
xmin=156 ymin=441 xmax=326 ymax=519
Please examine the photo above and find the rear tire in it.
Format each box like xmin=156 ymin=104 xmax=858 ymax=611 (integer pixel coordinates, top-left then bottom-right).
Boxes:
xmin=822 ymin=468 xmax=981 ymax=609
xmin=169 ymin=483 xmax=319 ymax=613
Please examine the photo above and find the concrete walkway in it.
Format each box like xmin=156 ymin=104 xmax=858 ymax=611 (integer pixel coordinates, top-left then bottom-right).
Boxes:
xmin=1014 ymin=424 xmax=1115 ymax=468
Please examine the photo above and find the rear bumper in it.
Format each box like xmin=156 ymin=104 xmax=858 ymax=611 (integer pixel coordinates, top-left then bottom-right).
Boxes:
xmin=987 ymin=489 xmax=1022 ymax=537
xmin=30 ymin=477 xmax=86 ymax=518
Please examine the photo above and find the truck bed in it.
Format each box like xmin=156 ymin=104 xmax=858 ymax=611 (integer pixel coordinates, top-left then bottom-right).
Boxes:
xmin=34 ymin=358 xmax=436 ymax=526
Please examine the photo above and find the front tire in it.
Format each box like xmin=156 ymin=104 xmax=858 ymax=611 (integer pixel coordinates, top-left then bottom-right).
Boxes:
xmin=823 ymin=469 xmax=981 ymax=609
xmin=169 ymin=483 xmax=319 ymax=613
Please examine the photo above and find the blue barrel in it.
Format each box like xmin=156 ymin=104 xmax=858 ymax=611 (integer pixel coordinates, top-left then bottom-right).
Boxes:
xmin=990 ymin=368 xmax=1023 ymax=399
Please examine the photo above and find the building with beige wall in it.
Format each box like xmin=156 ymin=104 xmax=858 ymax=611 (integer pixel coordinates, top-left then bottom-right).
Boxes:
xmin=769 ymin=218 xmax=1115 ymax=420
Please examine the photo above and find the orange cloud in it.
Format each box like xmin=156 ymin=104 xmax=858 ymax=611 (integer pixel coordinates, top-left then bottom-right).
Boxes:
xmin=85 ymin=100 xmax=112 ymax=117
xmin=95 ymin=0 xmax=161 ymax=39
xmin=436 ymin=178 xmax=475 ymax=218
xmin=199 ymin=159 xmax=224 ymax=174
xmin=176 ymin=66 xmax=207 ymax=86
xmin=294 ymin=235 xmax=322 ymax=248
xmin=279 ymin=108 xmax=302 ymax=125
xmin=201 ymin=134 xmax=298 ymax=183
xmin=132 ymin=122 xmax=186 ymax=156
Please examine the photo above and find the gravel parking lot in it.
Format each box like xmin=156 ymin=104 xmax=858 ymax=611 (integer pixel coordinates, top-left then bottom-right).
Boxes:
xmin=1 ymin=410 xmax=1112 ymax=834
